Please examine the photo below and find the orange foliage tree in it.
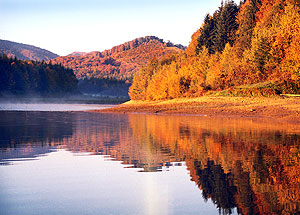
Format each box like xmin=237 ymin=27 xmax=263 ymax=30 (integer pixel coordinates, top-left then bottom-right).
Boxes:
xmin=130 ymin=0 xmax=300 ymax=101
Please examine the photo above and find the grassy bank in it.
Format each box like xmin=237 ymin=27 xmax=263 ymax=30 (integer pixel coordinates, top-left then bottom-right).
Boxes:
xmin=97 ymin=95 xmax=300 ymax=122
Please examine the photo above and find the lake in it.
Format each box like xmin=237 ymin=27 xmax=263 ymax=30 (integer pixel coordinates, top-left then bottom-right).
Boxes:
xmin=0 ymin=104 xmax=299 ymax=215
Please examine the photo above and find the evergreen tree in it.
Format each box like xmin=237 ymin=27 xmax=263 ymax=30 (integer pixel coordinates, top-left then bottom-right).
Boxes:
xmin=235 ymin=0 xmax=261 ymax=56
xmin=196 ymin=14 xmax=218 ymax=54
xmin=196 ymin=1 xmax=239 ymax=55
xmin=0 ymin=54 xmax=78 ymax=96
xmin=215 ymin=0 xmax=239 ymax=53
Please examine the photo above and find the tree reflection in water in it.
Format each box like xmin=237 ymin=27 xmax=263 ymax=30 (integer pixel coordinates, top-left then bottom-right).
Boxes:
xmin=128 ymin=114 xmax=300 ymax=215
xmin=1 ymin=111 xmax=300 ymax=214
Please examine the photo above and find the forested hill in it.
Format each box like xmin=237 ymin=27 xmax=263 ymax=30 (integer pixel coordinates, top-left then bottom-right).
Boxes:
xmin=0 ymin=39 xmax=59 ymax=61
xmin=0 ymin=54 xmax=78 ymax=97
xmin=51 ymin=36 xmax=185 ymax=80
xmin=130 ymin=0 xmax=300 ymax=100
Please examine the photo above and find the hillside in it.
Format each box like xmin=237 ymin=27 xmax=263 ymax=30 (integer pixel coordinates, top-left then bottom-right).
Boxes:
xmin=67 ymin=52 xmax=88 ymax=57
xmin=51 ymin=36 xmax=185 ymax=80
xmin=0 ymin=39 xmax=59 ymax=61
xmin=129 ymin=0 xmax=300 ymax=101
xmin=0 ymin=54 xmax=77 ymax=97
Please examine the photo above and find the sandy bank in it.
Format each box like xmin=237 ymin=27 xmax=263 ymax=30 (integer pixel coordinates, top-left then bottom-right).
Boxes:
xmin=95 ymin=96 xmax=300 ymax=122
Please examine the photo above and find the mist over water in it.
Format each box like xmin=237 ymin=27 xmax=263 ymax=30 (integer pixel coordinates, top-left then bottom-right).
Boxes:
xmin=0 ymin=103 xmax=115 ymax=111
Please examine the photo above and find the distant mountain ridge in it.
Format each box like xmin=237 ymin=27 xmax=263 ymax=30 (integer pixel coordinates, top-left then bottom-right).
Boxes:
xmin=0 ymin=39 xmax=59 ymax=61
xmin=67 ymin=52 xmax=88 ymax=57
xmin=101 ymin=36 xmax=185 ymax=56
xmin=52 ymin=36 xmax=186 ymax=80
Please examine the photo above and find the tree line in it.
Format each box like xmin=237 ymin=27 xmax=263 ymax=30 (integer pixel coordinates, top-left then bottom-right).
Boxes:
xmin=78 ymin=78 xmax=130 ymax=97
xmin=130 ymin=0 xmax=300 ymax=100
xmin=0 ymin=54 xmax=78 ymax=97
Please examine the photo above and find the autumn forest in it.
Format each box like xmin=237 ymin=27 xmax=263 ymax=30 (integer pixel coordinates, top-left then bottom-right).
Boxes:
xmin=129 ymin=0 xmax=300 ymax=100
xmin=1 ymin=1 xmax=300 ymax=214
xmin=1 ymin=0 xmax=300 ymax=100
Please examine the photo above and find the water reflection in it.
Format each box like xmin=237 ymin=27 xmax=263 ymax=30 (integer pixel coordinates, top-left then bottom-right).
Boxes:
xmin=0 ymin=111 xmax=300 ymax=214
xmin=129 ymin=114 xmax=300 ymax=214
xmin=0 ymin=111 xmax=75 ymax=164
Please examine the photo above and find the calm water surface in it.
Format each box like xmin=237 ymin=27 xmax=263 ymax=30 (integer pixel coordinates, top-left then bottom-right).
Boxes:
xmin=0 ymin=104 xmax=300 ymax=215
xmin=0 ymin=103 xmax=115 ymax=111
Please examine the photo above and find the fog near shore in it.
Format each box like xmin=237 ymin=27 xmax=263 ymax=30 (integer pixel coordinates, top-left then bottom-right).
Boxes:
xmin=0 ymin=102 xmax=115 ymax=112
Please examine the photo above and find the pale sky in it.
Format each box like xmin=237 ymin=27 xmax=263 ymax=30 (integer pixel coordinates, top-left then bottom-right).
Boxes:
xmin=0 ymin=0 xmax=240 ymax=56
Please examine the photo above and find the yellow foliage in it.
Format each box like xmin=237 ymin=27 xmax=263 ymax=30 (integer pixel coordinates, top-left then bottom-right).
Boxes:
xmin=129 ymin=0 xmax=300 ymax=101
xmin=279 ymin=1 xmax=300 ymax=79
xmin=186 ymin=29 xmax=201 ymax=57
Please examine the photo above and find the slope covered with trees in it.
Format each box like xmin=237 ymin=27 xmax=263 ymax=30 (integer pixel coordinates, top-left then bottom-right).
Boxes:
xmin=51 ymin=36 xmax=185 ymax=80
xmin=0 ymin=39 xmax=59 ymax=61
xmin=0 ymin=54 xmax=78 ymax=97
xmin=78 ymin=78 xmax=130 ymax=97
xmin=130 ymin=0 xmax=300 ymax=100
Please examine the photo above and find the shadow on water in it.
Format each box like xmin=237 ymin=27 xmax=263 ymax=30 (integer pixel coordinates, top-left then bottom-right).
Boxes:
xmin=0 ymin=111 xmax=75 ymax=163
xmin=1 ymin=111 xmax=300 ymax=214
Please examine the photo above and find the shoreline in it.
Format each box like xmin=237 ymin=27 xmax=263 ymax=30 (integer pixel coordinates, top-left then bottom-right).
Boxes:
xmin=95 ymin=96 xmax=300 ymax=123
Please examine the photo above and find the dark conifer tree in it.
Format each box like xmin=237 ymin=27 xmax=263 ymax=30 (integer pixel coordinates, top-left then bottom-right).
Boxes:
xmin=235 ymin=0 xmax=261 ymax=56
xmin=196 ymin=14 xmax=218 ymax=54
xmin=196 ymin=1 xmax=239 ymax=55
xmin=215 ymin=0 xmax=239 ymax=52
xmin=0 ymin=54 xmax=78 ymax=96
